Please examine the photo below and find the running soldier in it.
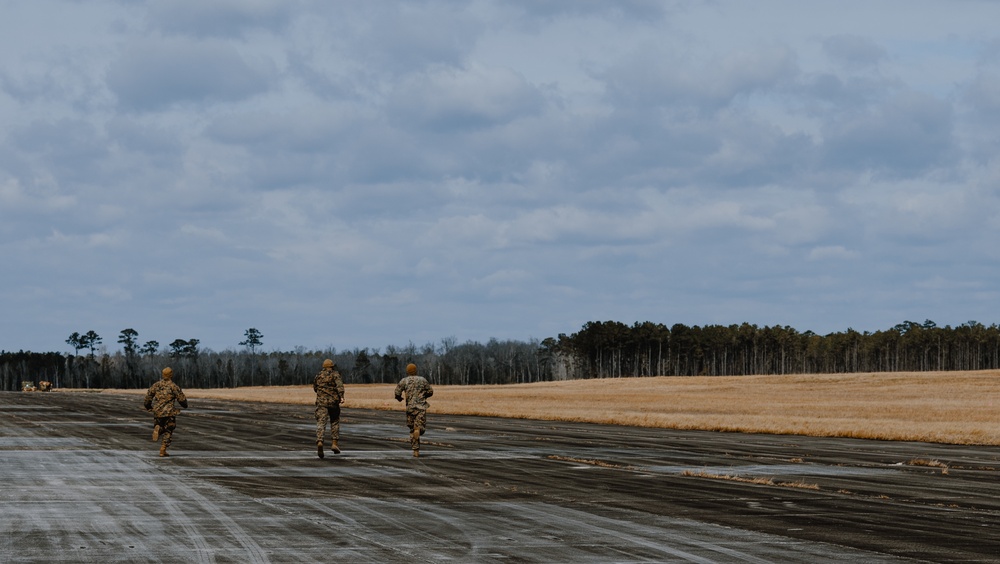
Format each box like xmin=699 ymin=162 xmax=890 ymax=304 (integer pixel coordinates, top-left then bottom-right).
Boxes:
xmin=394 ymin=363 xmax=434 ymax=457
xmin=143 ymin=367 xmax=188 ymax=457
xmin=314 ymin=359 xmax=344 ymax=459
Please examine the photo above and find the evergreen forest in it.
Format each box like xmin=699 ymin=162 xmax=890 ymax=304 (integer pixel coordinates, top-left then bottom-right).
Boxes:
xmin=3 ymin=319 xmax=1000 ymax=391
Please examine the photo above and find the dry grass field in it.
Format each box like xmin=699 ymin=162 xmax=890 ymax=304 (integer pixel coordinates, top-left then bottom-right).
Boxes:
xmin=92 ymin=370 xmax=1000 ymax=445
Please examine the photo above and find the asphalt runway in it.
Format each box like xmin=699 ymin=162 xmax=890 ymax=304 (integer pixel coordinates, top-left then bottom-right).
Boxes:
xmin=2 ymin=392 xmax=1000 ymax=563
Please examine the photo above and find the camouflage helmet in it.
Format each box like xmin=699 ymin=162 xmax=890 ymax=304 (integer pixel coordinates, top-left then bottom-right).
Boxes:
xmin=323 ymin=359 xmax=335 ymax=369
xmin=162 ymin=367 xmax=173 ymax=378
xmin=406 ymin=363 xmax=417 ymax=375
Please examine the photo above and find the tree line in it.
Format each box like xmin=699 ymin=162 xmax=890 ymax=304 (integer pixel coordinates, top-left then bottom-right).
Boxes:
xmin=1 ymin=327 xmax=550 ymax=391
xmin=3 ymin=319 xmax=1000 ymax=391
xmin=548 ymin=319 xmax=1000 ymax=378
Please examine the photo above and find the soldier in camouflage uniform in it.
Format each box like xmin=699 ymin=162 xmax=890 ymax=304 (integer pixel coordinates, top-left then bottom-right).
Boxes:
xmin=314 ymin=359 xmax=345 ymax=459
xmin=143 ymin=367 xmax=188 ymax=457
xmin=394 ymin=363 xmax=434 ymax=457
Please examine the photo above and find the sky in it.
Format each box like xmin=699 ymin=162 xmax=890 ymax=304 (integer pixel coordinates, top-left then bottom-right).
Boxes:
xmin=3 ymin=0 xmax=1000 ymax=355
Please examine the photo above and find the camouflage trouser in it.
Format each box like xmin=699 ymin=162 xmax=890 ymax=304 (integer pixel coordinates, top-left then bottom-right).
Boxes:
xmin=154 ymin=416 xmax=177 ymax=447
xmin=315 ymin=404 xmax=341 ymax=445
xmin=406 ymin=408 xmax=427 ymax=449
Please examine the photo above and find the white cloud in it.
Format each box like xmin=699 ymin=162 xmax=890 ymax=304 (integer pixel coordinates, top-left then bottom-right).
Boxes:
xmin=914 ymin=275 xmax=982 ymax=291
xmin=807 ymin=245 xmax=859 ymax=261
xmin=0 ymin=177 xmax=75 ymax=212
xmin=366 ymin=288 xmax=420 ymax=307
xmin=179 ymin=223 xmax=229 ymax=243
xmin=473 ymin=269 xmax=533 ymax=298
xmin=387 ymin=63 xmax=547 ymax=131
xmin=420 ymin=213 xmax=500 ymax=249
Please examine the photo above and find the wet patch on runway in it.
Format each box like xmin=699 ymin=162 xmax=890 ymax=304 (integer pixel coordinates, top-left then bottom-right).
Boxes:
xmin=256 ymin=498 xmax=910 ymax=563
xmin=0 ymin=437 xmax=80 ymax=448
xmin=168 ymin=448 xmax=540 ymax=461
xmin=39 ymin=421 xmax=147 ymax=427
xmin=654 ymin=464 xmax=901 ymax=478
xmin=182 ymin=466 xmax=423 ymax=479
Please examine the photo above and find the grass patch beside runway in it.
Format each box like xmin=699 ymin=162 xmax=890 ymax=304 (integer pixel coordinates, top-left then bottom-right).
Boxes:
xmin=80 ymin=369 xmax=1000 ymax=446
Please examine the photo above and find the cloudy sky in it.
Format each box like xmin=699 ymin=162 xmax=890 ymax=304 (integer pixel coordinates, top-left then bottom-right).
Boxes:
xmin=3 ymin=1 xmax=1000 ymax=354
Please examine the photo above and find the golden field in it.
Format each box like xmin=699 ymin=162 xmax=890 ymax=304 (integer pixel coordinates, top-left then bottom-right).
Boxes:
xmin=93 ymin=370 xmax=1000 ymax=446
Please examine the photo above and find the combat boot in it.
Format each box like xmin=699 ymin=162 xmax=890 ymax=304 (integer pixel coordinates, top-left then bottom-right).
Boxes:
xmin=159 ymin=444 xmax=168 ymax=457
xmin=317 ymin=442 xmax=324 ymax=459
xmin=413 ymin=449 xmax=419 ymax=457
xmin=330 ymin=440 xmax=340 ymax=454
xmin=152 ymin=425 xmax=160 ymax=441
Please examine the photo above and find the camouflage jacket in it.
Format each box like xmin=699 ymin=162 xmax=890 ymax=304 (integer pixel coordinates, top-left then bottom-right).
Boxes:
xmin=314 ymin=368 xmax=344 ymax=407
xmin=394 ymin=375 xmax=433 ymax=411
xmin=144 ymin=379 xmax=188 ymax=418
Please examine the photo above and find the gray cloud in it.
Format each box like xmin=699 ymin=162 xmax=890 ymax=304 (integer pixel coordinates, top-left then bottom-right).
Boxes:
xmin=386 ymin=64 xmax=548 ymax=131
xmin=820 ymin=90 xmax=954 ymax=175
xmin=145 ymin=0 xmax=297 ymax=38
xmin=342 ymin=4 xmax=484 ymax=75
xmin=504 ymin=0 xmax=669 ymax=21
xmin=106 ymin=116 xmax=184 ymax=162
xmin=963 ymin=64 xmax=1000 ymax=121
xmin=600 ymin=43 xmax=798 ymax=113
xmin=206 ymin=109 xmax=354 ymax=154
xmin=11 ymin=118 xmax=109 ymax=185
xmin=106 ymin=37 xmax=273 ymax=110
xmin=823 ymin=34 xmax=887 ymax=68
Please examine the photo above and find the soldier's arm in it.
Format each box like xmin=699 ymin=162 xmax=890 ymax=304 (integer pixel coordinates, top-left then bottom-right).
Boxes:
xmin=143 ymin=387 xmax=154 ymax=411
xmin=424 ymin=381 xmax=433 ymax=398
xmin=394 ymin=380 xmax=404 ymax=401
xmin=176 ymin=386 xmax=188 ymax=409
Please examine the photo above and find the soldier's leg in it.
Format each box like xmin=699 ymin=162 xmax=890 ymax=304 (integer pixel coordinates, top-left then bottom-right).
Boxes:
xmin=329 ymin=404 xmax=341 ymax=442
xmin=329 ymin=405 xmax=341 ymax=454
xmin=414 ymin=410 xmax=427 ymax=436
xmin=159 ymin=417 xmax=176 ymax=457
xmin=315 ymin=406 xmax=329 ymax=445
xmin=314 ymin=406 xmax=328 ymax=458
xmin=406 ymin=410 xmax=415 ymax=446
xmin=160 ymin=417 xmax=176 ymax=447
xmin=407 ymin=409 xmax=422 ymax=452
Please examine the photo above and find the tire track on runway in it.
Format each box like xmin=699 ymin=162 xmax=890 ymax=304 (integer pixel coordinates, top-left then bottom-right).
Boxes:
xmin=512 ymin=501 xmax=765 ymax=563
xmin=140 ymin=460 xmax=272 ymax=564
xmin=298 ymin=498 xmax=443 ymax=563
xmin=138 ymin=477 xmax=218 ymax=564
xmin=182 ymin=408 xmax=304 ymax=451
